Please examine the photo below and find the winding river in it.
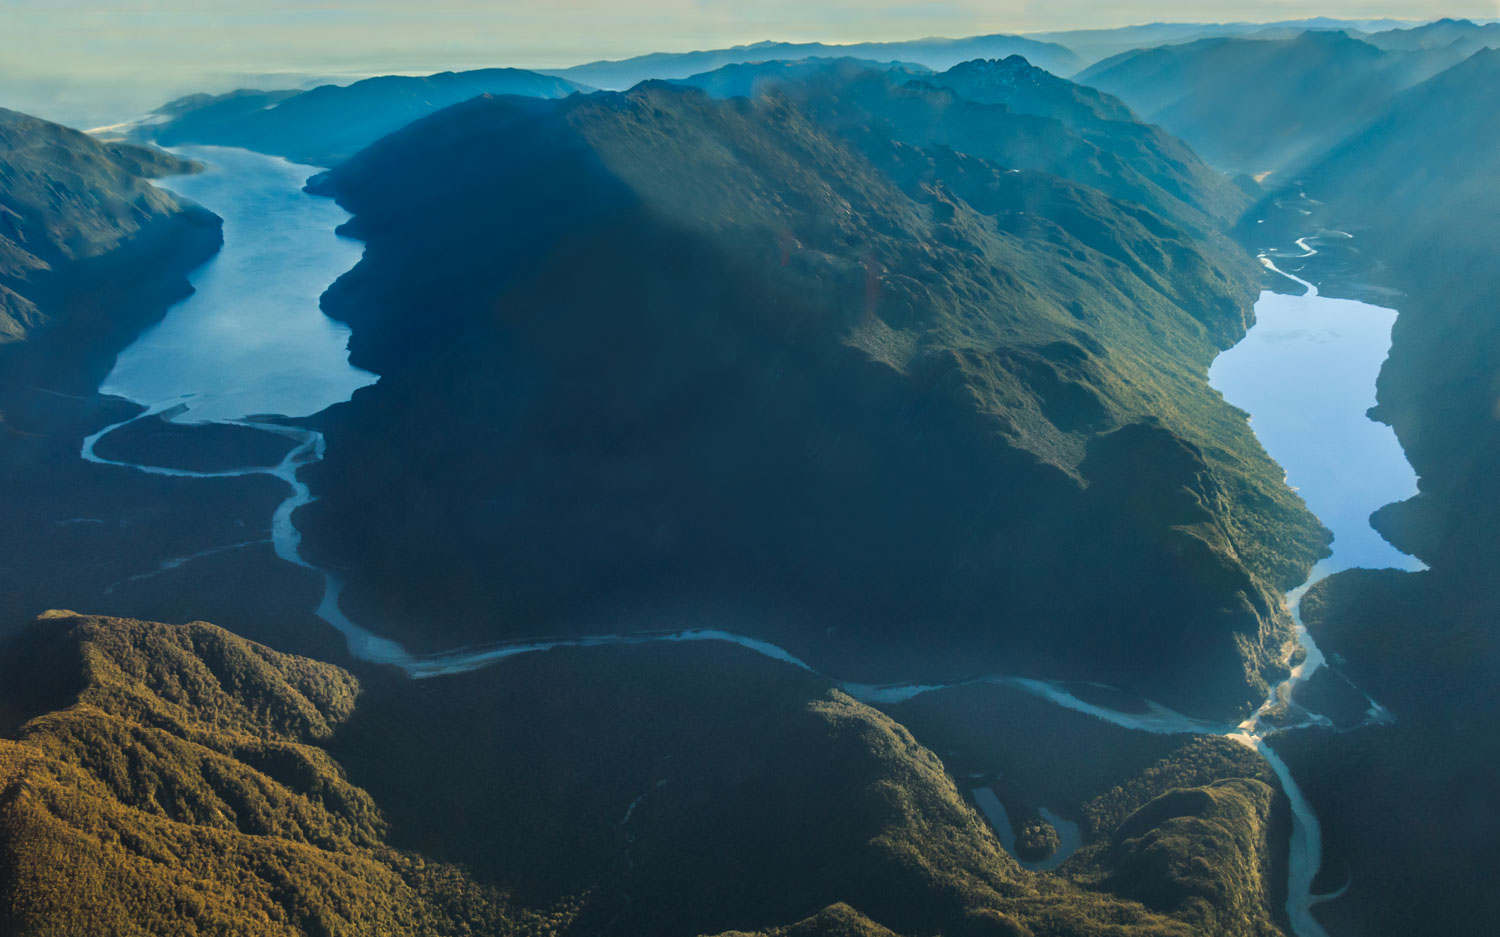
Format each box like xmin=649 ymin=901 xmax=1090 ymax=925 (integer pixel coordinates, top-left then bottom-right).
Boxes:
xmin=86 ymin=150 xmax=1421 ymax=937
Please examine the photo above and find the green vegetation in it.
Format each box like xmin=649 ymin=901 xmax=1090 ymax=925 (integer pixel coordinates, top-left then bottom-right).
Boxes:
xmin=0 ymin=612 xmax=1292 ymax=936
xmin=677 ymin=54 xmax=1248 ymax=237
xmin=0 ymin=612 xmax=560 ymax=937
xmin=299 ymin=66 xmax=1325 ymax=718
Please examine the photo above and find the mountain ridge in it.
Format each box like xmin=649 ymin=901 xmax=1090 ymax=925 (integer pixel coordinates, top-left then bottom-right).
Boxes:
xmin=1076 ymin=29 xmax=1465 ymax=175
xmin=135 ymin=67 xmax=589 ymax=167
xmin=298 ymin=71 xmax=1324 ymax=718
xmin=0 ymin=611 xmax=1287 ymax=936
xmin=0 ymin=107 xmax=220 ymax=389
xmin=1249 ymin=44 xmax=1500 ymax=937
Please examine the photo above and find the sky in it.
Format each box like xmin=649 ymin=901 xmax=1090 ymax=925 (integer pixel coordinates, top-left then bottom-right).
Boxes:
xmin=2 ymin=1 xmax=1496 ymax=126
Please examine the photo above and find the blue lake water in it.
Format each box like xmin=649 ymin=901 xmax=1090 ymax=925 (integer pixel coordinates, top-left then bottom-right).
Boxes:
xmin=1210 ymin=261 xmax=1422 ymax=579
xmin=99 ymin=145 xmax=375 ymax=422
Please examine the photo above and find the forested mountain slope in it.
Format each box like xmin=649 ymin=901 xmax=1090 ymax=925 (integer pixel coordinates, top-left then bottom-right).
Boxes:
xmin=138 ymin=68 xmax=587 ymax=167
xmin=298 ymin=70 xmax=1326 ymax=718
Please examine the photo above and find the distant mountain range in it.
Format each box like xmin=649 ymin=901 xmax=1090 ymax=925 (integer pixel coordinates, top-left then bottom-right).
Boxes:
xmin=298 ymin=59 xmax=1323 ymax=717
xmin=668 ymin=56 xmax=933 ymax=99
xmin=136 ymin=68 xmax=588 ymax=166
xmin=1076 ymin=28 xmax=1476 ymax=175
xmin=0 ymin=108 xmax=219 ymax=387
xmin=121 ymin=17 xmax=1500 ymax=181
xmin=1033 ymin=17 xmax=1421 ymax=65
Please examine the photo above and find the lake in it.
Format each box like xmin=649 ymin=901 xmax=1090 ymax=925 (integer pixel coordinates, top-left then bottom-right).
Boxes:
xmin=99 ymin=145 xmax=375 ymax=422
xmin=1210 ymin=259 xmax=1422 ymax=580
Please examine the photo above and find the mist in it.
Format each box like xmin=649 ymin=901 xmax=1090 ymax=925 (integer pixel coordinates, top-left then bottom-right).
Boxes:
xmin=4 ymin=0 xmax=1490 ymax=128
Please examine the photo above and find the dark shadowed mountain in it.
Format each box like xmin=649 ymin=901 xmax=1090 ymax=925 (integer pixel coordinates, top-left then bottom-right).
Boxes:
xmin=1251 ymin=46 xmax=1500 ymax=937
xmin=1076 ymin=30 xmax=1462 ymax=176
xmin=0 ymin=108 xmax=219 ymax=388
xmin=136 ymin=67 xmax=588 ymax=166
xmin=297 ymin=72 xmax=1326 ymax=719
xmin=543 ymin=34 xmax=1083 ymax=88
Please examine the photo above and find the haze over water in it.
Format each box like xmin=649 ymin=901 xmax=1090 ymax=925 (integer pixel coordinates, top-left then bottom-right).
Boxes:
xmin=100 ymin=145 xmax=376 ymax=422
xmin=1210 ymin=269 xmax=1422 ymax=579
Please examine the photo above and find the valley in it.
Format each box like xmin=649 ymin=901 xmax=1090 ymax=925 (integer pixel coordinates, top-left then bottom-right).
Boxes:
xmin=2 ymin=14 xmax=1498 ymax=937
xmin=67 ymin=134 xmax=1413 ymax=937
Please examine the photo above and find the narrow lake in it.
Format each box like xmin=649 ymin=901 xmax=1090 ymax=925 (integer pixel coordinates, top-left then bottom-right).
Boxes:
xmin=99 ymin=145 xmax=375 ymax=422
xmin=1210 ymin=257 xmax=1422 ymax=580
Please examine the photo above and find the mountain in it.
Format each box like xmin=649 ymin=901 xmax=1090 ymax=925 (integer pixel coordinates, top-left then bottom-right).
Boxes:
xmin=136 ymin=67 xmax=588 ymax=167
xmin=543 ymin=35 xmax=1083 ymax=89
xmin=1365 ymin=16 xmax=1500 ymax=54
xmin=0 ymin=107 xmax=220 ymax=389
xmin=1030 ymin=18 xmax=1416 ymax=67
xmin=1076 ymin=30 xmax=1459 ymax=176
xmin=296 ymin=70 xmax=1326 ymax=719
xmin=917 ymin=57 xmax=1247 ymax=232
xmin=1294 ymin=47 xmax=1500 ymax=573
xmin=1249 ymin=47 xmax=1500 ymax=937
xmin=924 ymin=56 xmax=1138 ymax=124
xmin=0 ymin=611 xmax=1288 ymax=937
xmin=675 ymin=56 xmax=1248 ymax=238
xmin=0 ymin=109 xmax=278 ymax=688
xmin=0 ymin=611 xmax=534 ymax=936
xmin=671 ymin=56 xmax=932 ymax=99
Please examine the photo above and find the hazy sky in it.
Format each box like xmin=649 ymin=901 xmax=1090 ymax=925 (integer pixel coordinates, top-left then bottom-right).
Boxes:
xmin=2 ymin=1 xmax=1495 ymax=126
xmin=6 ymin=2 xmax=1494 ymax=72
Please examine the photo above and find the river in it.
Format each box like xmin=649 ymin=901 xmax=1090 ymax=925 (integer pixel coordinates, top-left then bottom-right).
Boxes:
xmin=84 ymin=150 xmax=1418 ymax=937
